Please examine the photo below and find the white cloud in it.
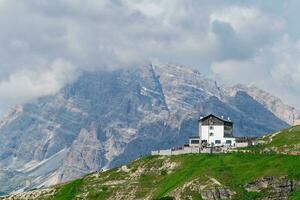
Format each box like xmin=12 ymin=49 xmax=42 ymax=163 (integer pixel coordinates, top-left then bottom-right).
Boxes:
xmin=0 ymin=0 xmax=300 ymax=114
xmin=0 ymin=59 xmax=77 ymax=111
xmin=212 ymin=34 xmax=300 ymax=109
xmin=210 ymin=6 xmax=285 ymax=35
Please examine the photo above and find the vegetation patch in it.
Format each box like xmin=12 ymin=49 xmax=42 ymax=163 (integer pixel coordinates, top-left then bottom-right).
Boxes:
xmin=245 ymin=125 xmax=300 ymax=155
xmin=52 ymin=178 xmax=83 ymax=200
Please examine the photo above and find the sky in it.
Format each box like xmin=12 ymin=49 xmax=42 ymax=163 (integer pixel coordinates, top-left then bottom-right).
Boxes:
xmin=0 ymin=0 xmax=300 ymax=115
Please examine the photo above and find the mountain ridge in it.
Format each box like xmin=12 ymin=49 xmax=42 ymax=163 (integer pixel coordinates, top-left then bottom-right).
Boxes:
xmin=228 ymin=84 xmax=300 ymax=125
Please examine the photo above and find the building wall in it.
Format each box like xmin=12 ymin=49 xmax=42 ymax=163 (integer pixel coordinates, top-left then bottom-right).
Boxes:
xmin=235 ymin=142 xmax=249 ymax=148
xmin=201 ymin=125 xmax=224 ymax=143
xmin=151 ymin=149 xmax=172 ymax=155
xmin=200 ymin=125 xmax=235 ymax=146
xmin=189 ymin=138 xmax=201 ymax=147
xmin=151 ymin=147 xmax=200 ymax=156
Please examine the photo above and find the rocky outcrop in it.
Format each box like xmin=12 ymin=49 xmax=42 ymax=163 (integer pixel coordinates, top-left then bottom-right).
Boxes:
xmin=58 ymin=125 xmax=106 ymax=182
xmin=0 ymin=188 xmax=55 ymax=200
xmin=245 ymin=176 xmax=300 ymax=199
xmin=201 ymin=187 xmax=234 ymax=200
xmin=169 ymin=176 xmax=235 ymax=200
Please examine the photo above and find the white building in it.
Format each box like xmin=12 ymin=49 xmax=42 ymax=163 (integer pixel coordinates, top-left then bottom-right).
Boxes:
xmin=197 ymin=114 xmax=235 ymax=147
xmin=151 ymin=114 xmax=237 ymax=156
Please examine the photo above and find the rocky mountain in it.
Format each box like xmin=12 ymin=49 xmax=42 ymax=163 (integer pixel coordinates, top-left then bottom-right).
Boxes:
xmin=0 ymin=63 xmax=297 ymax=194
xmin=228 ymin=84 xmax=300 ymax=125
xmin=2 ymin=150 xmax=300 ymax=200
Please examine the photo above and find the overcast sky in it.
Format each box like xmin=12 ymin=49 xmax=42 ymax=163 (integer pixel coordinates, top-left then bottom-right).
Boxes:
xmin=0 ymin=0 xmax=300 ymax=116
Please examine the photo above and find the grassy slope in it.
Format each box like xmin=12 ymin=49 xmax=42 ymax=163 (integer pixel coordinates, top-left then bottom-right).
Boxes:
xmin=245 ymin=125 xmax=300 ymax=154
xmin=14 ymin=126 xmax=300 ymax=200
xmin=52 ymin=179 xmax=83 ymax=200
xmin=46 ymin=153 xmax=300 ymax=200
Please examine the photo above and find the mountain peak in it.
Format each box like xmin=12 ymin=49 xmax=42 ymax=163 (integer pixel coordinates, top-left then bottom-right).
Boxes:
xmin=0 ymin=63 xmax=292 ymax=194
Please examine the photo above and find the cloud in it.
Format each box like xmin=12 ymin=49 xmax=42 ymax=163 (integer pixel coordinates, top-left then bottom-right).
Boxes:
xmin=0 ymin=59 xmax=78 ymax=112
xmin=0 ymin=0 xmax=299 ymax=114
xmin=210 ymin=5 xmax=285 ymax=61
xmin=211 ymin=20 xmax=251 ymax=60
xmin=211 ymin=34 xmax=300 ymax=109
xmin=208 ymin=3 xmax=300 ymax=109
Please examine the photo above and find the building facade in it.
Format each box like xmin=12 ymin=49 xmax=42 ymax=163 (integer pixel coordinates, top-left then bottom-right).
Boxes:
xmin=198 ymin=114 xmax=235 ymax=147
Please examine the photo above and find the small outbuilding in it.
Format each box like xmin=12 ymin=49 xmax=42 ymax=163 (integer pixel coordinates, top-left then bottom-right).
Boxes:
xmin=235 ymin=137 xmax=257 ymax=148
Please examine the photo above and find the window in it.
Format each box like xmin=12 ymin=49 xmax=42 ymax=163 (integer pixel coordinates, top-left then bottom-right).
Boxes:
xmin=224 ymin=125 xmax=233 ymax=137
xmin=226 ymin=140 xmax=232 ymax=144
xmin=209 ymin=126 xmax=214 ymax=130
xmin=190 ymin=139 xmax=200 ymax=144
xmin=209 ymin=132 xmax=214 ymax=136
xmin=215 ymin=140 xmax=221 ymax=144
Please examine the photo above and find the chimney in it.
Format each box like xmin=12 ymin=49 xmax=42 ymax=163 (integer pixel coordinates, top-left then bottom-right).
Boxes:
xmin=228 ymin=117 xmax=231 ymax=121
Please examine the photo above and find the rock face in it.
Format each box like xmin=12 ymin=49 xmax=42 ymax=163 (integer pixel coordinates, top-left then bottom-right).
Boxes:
xmin=0 ymin=63 xmax=295 ymax=194
xmin=0 ymin=188 xmax=55 ymax=200
xmin=59 ymin=125 xmax=105 ymax=181
xmin=245 ymin=176 xmax=300 ymax=200
xmin=229 ymin=84 xmax=300 ymax=125
xmin=169 ymin=176 xmax=235 ymax=200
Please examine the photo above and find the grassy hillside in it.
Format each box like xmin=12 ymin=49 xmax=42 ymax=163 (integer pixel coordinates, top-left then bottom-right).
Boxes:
xmin=3 ymin=152 xmax=300 ymax=200
xmin=245 ymin=125 xmax=300 ymax=154
xmin=3 ymin=126 xmax=300 ymax=200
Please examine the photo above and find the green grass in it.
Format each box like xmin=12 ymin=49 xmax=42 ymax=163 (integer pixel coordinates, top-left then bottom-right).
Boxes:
xmin=152 ymin=153 xmax=300 ymax=199
xmin=245 ymin=125 xmax=300 ymax=154
xmin=52 ymin=178 xmax=83 ymax=200
xmin=33 ymin=151 xmax=300 ymax=199
xmin=86 ymin=186 xmax=112 ymax=200
xmin=289 ymin=188 xmax=300 ymax=200
xmin=269 ymin=126 xmax=300 ymax=146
